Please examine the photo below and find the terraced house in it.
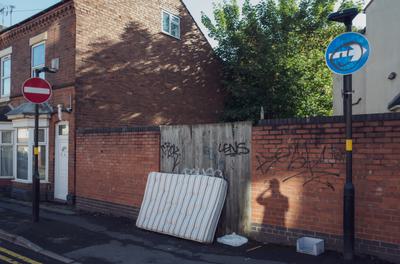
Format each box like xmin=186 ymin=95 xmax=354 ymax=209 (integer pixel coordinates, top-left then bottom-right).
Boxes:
xmin=0 ymin=0 xmax=224 ymax=202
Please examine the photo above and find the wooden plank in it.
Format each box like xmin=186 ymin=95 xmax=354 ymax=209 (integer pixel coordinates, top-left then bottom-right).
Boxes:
xmin=160 ymin=122 xmax=252 ymax=235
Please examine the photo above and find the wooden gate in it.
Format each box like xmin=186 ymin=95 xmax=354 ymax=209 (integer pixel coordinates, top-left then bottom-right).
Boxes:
xmin=160 ymin=122 xmax=252 ymax=235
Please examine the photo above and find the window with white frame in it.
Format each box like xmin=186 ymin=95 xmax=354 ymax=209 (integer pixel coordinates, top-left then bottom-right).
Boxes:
xmin=16 ymin=128 xmax=29 ymax=180
xmin=0 ymin=130 xmax=13 ymax=177
xmin=162 ymin=10 xmax=180 ymax=39
xmin=16 ymin=128 xmax=48 ymax=181
xmin=1 ymin=56 xmax=11 ymax=98
xmin=31 ymin=42 xmax=45 ymax=78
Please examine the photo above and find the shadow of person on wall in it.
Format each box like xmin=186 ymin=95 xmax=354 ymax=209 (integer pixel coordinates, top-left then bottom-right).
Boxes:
xmin=257 ymin=179 xmax=289 ymax=228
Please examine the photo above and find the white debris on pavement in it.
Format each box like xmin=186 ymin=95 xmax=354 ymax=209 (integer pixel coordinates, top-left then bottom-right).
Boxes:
xmin=217 ymin=233 xmax=248 ymax=247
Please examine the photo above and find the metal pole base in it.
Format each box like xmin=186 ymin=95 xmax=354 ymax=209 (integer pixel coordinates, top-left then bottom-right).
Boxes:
xmin=343 ymin=182 xmax=355 ymax=262
xmin=32 ymin=174 xmax=40 ymax=222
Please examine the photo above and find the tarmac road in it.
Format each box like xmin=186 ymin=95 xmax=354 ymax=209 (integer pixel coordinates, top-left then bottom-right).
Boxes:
xmin=0 ymin=239 xmax=64 ymax=264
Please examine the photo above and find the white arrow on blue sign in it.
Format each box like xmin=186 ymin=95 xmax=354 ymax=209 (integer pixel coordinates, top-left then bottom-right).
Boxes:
xmin=325 ymin=32 xmax=370 ymax=75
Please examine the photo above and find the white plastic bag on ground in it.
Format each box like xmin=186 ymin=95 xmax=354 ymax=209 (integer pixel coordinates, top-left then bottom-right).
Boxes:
xmin=217 ymin=232 xmax=248 ymax=247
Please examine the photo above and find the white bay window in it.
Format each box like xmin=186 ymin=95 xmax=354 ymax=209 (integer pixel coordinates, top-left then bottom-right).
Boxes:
xmin=15 ymin=127 xmax=48 ymax=182
xmin=0 ymin=130 xmax=13 ymax=178
xmin=16 ymin=128 xmax=28 ymax=180
xmin=6 ymin=104 xmax=51 ymax=182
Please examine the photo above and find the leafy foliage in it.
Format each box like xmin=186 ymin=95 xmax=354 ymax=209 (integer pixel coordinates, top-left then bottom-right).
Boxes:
xmin=202 ymin=0 xmax=361 ymax=121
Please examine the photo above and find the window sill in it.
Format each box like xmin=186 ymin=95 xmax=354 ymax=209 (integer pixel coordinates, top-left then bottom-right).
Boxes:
xmin=12 ymin=179 xmax=50 ymax=184
xmin=0 ymin=96 xmax=10 ymax=103
xmin=161 ymin=31 xmax=180 ymax=40
xmin=12 ymin=179 xmax=30 ymax=184
xmin=0 ymin=176 xmax=14 ymax=179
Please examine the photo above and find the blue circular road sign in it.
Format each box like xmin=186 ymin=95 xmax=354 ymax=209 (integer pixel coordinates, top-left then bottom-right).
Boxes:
xmin=325 ymin=32 xmax=370 ymax=75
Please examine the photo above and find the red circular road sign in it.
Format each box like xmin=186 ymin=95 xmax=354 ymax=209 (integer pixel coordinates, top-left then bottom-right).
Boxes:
xmin=22 ymin=78 xmax=52 ymax=104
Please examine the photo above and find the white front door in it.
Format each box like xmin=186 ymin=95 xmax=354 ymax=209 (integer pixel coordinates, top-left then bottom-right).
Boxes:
xmin=54 ymin=122 xmax=69 ymax=201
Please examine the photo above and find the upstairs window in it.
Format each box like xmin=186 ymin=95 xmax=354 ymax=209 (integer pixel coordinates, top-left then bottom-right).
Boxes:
xmin=162 ymin=10 xmax=180 ymax=39
xmin=1 ymin=56 xmax=10 ymax=98
xmin=31 ymin=42 xmax=45 ymax=79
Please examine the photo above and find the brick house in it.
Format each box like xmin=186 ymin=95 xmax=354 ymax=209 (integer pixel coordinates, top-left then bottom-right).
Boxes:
xmin=0 ymin=0 xmax=224 ymax=202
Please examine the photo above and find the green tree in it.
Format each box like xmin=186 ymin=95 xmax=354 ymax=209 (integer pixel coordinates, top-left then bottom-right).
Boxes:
xmin=202 ymin=0 xmax=362 ymax=121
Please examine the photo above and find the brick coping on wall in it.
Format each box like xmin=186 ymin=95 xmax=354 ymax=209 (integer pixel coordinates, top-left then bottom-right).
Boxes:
xmin=257 ymin=112 xmax=400 ymax=126
xmin=77 ymin=126 xmax=160 ymax=134
xmin=77 ymin=113 xmax=400 ymax=133
xmin=76 ymin=112 xmax=400 ymax=133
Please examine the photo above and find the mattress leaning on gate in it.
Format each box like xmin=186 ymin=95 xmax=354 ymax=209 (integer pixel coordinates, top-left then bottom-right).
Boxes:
xmin=136 ymin=172 xmax=227 ymax=243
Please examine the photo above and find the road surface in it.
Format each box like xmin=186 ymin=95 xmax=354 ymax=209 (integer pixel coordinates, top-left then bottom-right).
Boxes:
xmin=0 ymin=239 xmax=63 ymax=264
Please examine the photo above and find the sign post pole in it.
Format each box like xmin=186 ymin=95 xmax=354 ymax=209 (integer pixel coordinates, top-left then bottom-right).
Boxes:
xmin=326 ymin=8 xmax=370 ymax=263
xmin=342 ymin=20 xmax=355 ymax=262
xmin=22 ymin=71 xmax=53 ymax=223
xmin=32 ymin=70 xmax=40 ymax=223
xmin=33 ymin=96 xmax=40 ymax=222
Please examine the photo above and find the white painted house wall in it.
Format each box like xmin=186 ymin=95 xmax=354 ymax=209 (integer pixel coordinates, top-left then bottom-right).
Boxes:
xmin=333 ymin=0 xmax=400 ymax=115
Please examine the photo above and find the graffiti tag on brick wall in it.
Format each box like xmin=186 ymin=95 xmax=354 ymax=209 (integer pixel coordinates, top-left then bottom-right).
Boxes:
xmin=161 ymin=142 xmax=181 ymax=172
xmin=218 ymin=142 xmax=250 ymax=157
xmin=255 ymin=140 xmax=344 ymax=191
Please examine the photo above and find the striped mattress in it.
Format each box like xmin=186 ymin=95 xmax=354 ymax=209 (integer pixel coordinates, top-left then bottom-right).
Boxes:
xmin=136 ymin=172 xmax=227 ymax=243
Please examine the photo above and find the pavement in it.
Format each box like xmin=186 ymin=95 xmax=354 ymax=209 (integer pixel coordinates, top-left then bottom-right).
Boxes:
xmin=0 ymin=198 xmax=394 ymax=264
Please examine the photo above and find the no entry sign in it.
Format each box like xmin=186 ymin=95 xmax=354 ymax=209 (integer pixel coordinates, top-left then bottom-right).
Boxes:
xmin=22 ymin=78 xmax=52 ymax=104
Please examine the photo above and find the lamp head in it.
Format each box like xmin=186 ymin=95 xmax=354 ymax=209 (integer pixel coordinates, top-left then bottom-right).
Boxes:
xmin=42 ymin=66 xmax=58 ymax=74
xmin=328 ymin=8 xmax=359 ymax=24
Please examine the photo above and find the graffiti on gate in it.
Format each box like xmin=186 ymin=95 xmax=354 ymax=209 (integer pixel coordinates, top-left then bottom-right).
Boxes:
xmin=182 ymin=167 xmax=224 ymax=179
xmin=161 ymin=142 xmax=181 ymax=172
xmin=203 ymin=146 xmax=226 ymax=169
xmin=255 ymin=140 xmax=344 ymax=191
xmin=218 ymin=142 xmax=250 ymax=157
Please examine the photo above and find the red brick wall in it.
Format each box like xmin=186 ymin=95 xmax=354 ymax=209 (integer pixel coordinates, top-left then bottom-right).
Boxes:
xmin=74 ymin=0 xmax=224 ymax=129
xmin=75 ymin=128 xmax=160 ymax=213
xmin=0 ymin=0 xmax=76 ymax=97
xmin=251 ymin=116 xmax=400 ymax=262
xmin=9 ymin=181 xmax=51 ymax=200
xmin=0 ymin=179 xmax=11 ymax=193
xmin=72 ymin=114 xmax=399 ymax=261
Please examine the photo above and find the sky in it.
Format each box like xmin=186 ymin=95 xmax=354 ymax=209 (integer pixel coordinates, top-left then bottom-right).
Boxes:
xmin=0 ymin=0 xmax=59 ymax=26
xmin=0 ymin=0 xmax=371 ymax=46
